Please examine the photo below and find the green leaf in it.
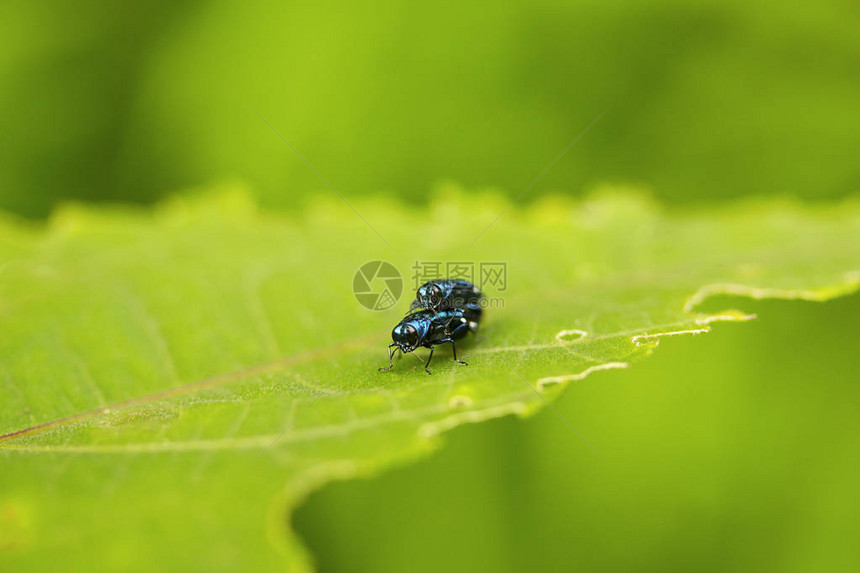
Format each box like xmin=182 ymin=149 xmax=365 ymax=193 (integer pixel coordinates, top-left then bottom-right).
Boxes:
xmin=1 ymin=186 xmax=858 ymax=571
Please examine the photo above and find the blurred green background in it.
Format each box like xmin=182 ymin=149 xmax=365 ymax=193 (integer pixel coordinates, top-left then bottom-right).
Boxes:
xmin=1 ymin=0 xmax=858 ymax=217
xmin=295 ymin=294 xmax=860 ymax=573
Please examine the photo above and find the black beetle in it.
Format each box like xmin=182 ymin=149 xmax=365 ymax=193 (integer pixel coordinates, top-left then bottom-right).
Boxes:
xmin=409 ymin=279 xmax=483 ymax=315
xmin=380 ymin=306 xmax=481 ymax=374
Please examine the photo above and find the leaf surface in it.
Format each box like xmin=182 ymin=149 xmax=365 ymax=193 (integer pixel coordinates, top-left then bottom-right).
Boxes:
xmin=1 ymin=187 xmax=858 ymax=571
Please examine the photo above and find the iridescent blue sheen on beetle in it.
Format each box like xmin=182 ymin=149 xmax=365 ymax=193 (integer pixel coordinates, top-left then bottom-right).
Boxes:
xmin=379 ymin=306 xmax=481 ymax=374
xmin=409 ymin=279 xmax=483 ymax=315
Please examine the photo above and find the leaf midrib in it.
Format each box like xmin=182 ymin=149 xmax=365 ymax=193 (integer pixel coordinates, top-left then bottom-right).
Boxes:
xmin=0 ymin=318 xmax=708 ymax=448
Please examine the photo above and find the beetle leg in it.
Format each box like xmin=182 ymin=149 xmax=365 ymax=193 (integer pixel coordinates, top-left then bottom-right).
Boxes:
xmin=444 ymin=317 xmax=468 ymax=339
xmin=424 ymin=345 xmax=435 ymax=375
xmin=438 ymin=310 xmax=455 ymax=336
xmin=439 ymin=337 xmax=468 ymax=366
xmin=442 ymin=314 xmax=459 ymax=336
xmin=450 ymin=339 xmax=468 ymax=365
xmin=378 ymin=343 xmax=399 ymax=372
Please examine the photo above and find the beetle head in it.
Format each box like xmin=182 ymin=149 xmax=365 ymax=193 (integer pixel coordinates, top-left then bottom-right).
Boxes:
xmin=419 ymin=283 xmax=444 ymax=308
xmin=392 ymin=323 xmax=420 ymax=352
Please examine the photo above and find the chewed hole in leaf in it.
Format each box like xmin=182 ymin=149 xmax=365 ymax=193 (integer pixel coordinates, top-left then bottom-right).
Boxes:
xmin=555 ymin=329 xmax=588 ymax=342
xmin=536 ymin=362 xmax=630 ymax=390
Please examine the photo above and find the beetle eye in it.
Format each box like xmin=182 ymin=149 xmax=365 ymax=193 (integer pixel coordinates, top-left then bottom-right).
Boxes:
xmin=429 ymin=285 xmax=442 ymax=303
xmin=405 ymin=325 xmax=419 ymax=346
